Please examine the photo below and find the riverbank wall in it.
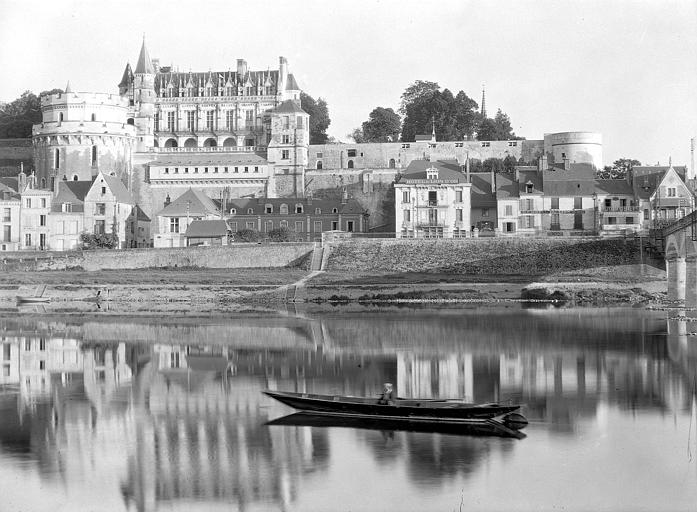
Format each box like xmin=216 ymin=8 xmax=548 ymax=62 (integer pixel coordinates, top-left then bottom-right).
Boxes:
xmin=323 ymin=238 xmax=643 ymax=274
xmin=0 ymin=243 xmax=314 ymax=271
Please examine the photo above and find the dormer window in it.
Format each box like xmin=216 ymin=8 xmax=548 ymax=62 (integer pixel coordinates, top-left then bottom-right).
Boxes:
xmin=295 ymin=204 xmax=303 ymax=214
xmin=332 ymin=208 xmax=338 ymax=214
xmin=279 ymin=204 xmax=288 ymax=215
xmin=62 ymin=202 xmax=72 ymax=213
xmin=229 ymin=208 xmax=236 ymax=214
xmin=265 ymin=204 xmax=273 ymax=214
xmin=247 ymin=208 xmax=253 ymax=214
xmin=426 ymin=166 xmax=439 ymax=180
xmin=315 ymin=208 xmax=321 ymax=214
xmin=525 ymin=181 xmax=534 ymax=193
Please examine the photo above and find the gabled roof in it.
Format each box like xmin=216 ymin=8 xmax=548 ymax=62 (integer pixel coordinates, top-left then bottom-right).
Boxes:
xmin=285 ymin=73 xmax=300 ymax=91
xmin=0 ymin=177 xmax=18 ymax=192
xmin=630 ymin=166 xmax=690 ymax=200
xmin=157 ymin=188 xmax=220 ymax=217
xmin=495 ymin=173 xmax=519 ymax=199
xmin=401 ymin=159 xmax=468 ymax=182
xmin=52 ymin=179 xmax=93 ymax=210
xmin=99 ymin=173 xmax=135 ymax=205
xmin=134 ymin=204 xmax=150 ymax=222
xmin=134 ymin=38 xmax=155 ymax=74
xmin=273 ymin=100 xmax=307 ymax=115
xmin=185 ymin=219 xmax=228 ymax=238
xmin=0 ymin=179 xmax=19 ymax=200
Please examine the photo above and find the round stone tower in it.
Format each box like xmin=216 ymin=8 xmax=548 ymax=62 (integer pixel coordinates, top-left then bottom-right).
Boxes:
xmin=543 ymin=131 xmax=603 ymax=170
xmin=32 ymin=84 xmax=136 ymax=190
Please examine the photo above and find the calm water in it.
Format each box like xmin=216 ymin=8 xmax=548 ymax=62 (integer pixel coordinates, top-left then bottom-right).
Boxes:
xmin=0 ymin=305 xmax=696 ymax=512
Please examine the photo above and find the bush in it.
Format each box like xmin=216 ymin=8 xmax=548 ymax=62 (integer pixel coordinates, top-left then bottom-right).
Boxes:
xmin=80 ymin=232 xmax=119 ymax=249
xmin=235 ymin=229 xmax=262 ymax=243
xmin=268 ymin=227 xmax=294 ymax=242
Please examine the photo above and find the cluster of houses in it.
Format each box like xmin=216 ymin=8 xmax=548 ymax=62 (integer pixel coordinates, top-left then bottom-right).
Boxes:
xmin=0 ymin=157 xmax=694 ymax=251
xmin=395 ymin=156 xmax=695 ymax=238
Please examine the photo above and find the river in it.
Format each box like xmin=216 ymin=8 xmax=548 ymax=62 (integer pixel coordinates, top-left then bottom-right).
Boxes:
xmin=0 ymin=304 xmax=695 ymax=511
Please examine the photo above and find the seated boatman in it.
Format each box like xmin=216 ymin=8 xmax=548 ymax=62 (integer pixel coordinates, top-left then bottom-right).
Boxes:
xmin=378 ymin=383 xmax=394 ymax=405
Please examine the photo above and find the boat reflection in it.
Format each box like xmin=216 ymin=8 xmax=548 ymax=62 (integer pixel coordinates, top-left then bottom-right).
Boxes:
xmin=267 ymin=411 xmax=527 ymax=439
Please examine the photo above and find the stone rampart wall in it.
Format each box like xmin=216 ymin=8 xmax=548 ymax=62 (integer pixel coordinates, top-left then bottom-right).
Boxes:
xmin=0 ymin=243 xmax=314 ymax=271
xmin=325 ymin=238 xmax=640 ymax=274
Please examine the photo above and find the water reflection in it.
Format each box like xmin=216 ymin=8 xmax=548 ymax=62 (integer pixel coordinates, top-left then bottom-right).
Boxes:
xmin=0 ymin=306 xmax=695 ymax=511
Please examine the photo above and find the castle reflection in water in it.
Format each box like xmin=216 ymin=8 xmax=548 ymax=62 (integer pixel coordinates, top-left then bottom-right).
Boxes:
xmin=0 ymin=307 xmax=695 ymax=511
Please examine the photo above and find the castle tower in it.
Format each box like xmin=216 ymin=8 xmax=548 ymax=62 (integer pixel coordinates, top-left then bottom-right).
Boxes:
xmin=267 ymin=100 xmax=310 ymax=197
xmin=132 ymin=37 xmax=156 ymax=151
xmin=32 ymin=88 xmax=136 ymax=189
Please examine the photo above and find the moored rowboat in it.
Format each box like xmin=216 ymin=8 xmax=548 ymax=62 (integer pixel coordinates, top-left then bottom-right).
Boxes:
xmin=263 ymin=390 xmax=526 ymax=428
xmin=16 ymin=296 xmax=51 ymax=304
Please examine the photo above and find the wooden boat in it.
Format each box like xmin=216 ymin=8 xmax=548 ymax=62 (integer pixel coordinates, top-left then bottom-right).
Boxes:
xmin=267 ymin=412 xmax=527 ymax=439
xmin=16 ymin=295 xmax=51 ymax=304
xmin=262 ymin=390 xmax=527 ymax=429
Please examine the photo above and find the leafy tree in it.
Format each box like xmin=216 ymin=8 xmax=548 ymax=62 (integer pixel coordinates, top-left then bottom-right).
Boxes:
xmin=0 ymin=89 xmax=62 ymax=138
xmin=268 ymin=227 xmax=294 ymax=242
xmin=476 ymin=109 xmax=521 ymax=141
xmin=300 ymin=92 xmax=331 ymax=144
xmin=349 ymin=128 xmax=366 ymax=143
xmin=80 ymin=231 xmax=119 ymax=249
xmin=352 ymin=107 xmax=401 ymax=143
xmin=399 ymin=81 xmax=480 ymax=142
xmin=235 ymin=229 xmax=262 ymax=243
xmin=596 ymin=158 xmax=641 ymax=179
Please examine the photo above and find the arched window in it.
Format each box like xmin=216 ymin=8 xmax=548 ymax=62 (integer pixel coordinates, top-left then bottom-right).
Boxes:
xmin=41 ymin=178 xmax=46 ymax=188
xmin=389 ymin=158 xmax=396 ymax=168
xmin=279 ymin=204 xmax=288 ymax=215
xmin=332 ymin=208 xmax=338 ymax=213
xmin=58 ymin=112 xmax=64 ymax=122
xmin=91 ymin=145 xmax=97 ymax=166
xmin=247 ymin=208 xmax=254 ymax=214
xmin=127 ymin=118 xmax=135 ymax=125
xmin=347 ymin=160 xmax=354 ymax=169
xmin=54 ymin=148 xmax=60 ymax=169
xmin=164 ymin=138 xmax=177 ymax=148
xmin=203 ymin=138 xmax=217 ymax=147
xmin=184 ymin=138 xmax=197 ymax=148
xmin=229 ymin=208 xmax=236 ymax=214
xmin=316 ymin=161 xmax=323 ymax=170
xmin=72 ymin=175 xmax=79 ymax=181
xmin=91 ymin=113 xmax=96 ymax=122
xmin=223 ymin=137 xmax=236 ymax=147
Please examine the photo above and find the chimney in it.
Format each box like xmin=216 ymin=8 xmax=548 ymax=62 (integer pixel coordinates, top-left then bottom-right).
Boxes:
xmin=563 ymin=157 xmax=570 ymax=170
xmin=538 ymin=155 xmax=548 ymax=172
xmin=341 ymin=187 xmax=348 ymax=204
xmin=236 ymin=59 xmax=247 ymax=79
xmin=164 ymin=194 xmax=170 ymax=207
xmin=279 ymin=56 xmax=288 ymax=90
xmin=490 ymin=167 xmax=496 ymax=195
xmin=466 ymin=154 xmax=471 ymax=183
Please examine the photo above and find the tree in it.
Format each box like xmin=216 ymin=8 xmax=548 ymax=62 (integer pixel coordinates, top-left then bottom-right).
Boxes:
xmin=235 ymin=229 xmax=261 ymax=243
xmin=80 ymin=231 xmax=119 ymax=249
xmin=349 ymin=128 xmax=366 ymax=143
xmin=476 ymin=109 xmax=521 ymax=141
xmin=0 ymin=89 xmax=62 ymax=138
xmin=352 ymin=107 xmax=401 ymax=143
xmin=300 ymin=92 xmax=331 ymax=144
xmin=399 ymin=81 xmax=480 ymax=142
xmin=268 ymin=227 xmax=294 ymax=242
xmin=596 ymin=158 xmax=641 ymax=179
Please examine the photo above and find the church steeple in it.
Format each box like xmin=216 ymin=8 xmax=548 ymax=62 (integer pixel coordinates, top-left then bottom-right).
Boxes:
xmin=481 ymin=82 xmax=487 ymax=119
xmin=135 ymin=36 xmax=155 ymax=75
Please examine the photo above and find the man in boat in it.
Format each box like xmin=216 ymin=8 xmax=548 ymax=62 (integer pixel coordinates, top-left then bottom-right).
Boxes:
xmin=378 ymin=383 xmax=394 ymax=405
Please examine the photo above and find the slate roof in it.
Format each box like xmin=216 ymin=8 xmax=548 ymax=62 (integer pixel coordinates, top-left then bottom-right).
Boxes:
xmin=629 ymin=167 xmax=689 ymax=200
xmin=594 ymin=179 xmax=634 ymax=195
xmin=495 ymin=173 xmax=519 ymax=199
xmin=221 ymin=197 xmax=366 ymax=216
xmin=401 ymin=159 xmax=468 ymax=182
xmin=469 ymin=173 xmax=497 ymax=208
xmin=542 ymin=163 xmax=596 ymax=196
xmin=51 ymin=179 xmax=92 ymax=212
xmin=134 ymin=204 xmax=150 ymax=222
xmin=135 ymin=39 xmax=155 ymax=74
xmin=149 ymin=153 xmax=268 ymax=166
xmin=0 ymin=177 xmax=18 ymax=192
xmin=119 ymin=63 xmax=133 ymax=88
xmin=101 ymin=173 xmax=135 ymax=205
xmin=517 ymin=169 xmax=543 ymax=194
xmin=285 ymin=73 xmax=300 ymax=91
xmin=157 ymin=188 xmax=220 ymax=217
xmin=0 ymin=180 xmax=19 ymax=200
xmin=274 ymin=99 xmax=307 ymax=115
xmin=154 ymin=69 xmax=279 ymax=95
xmin=185 ymin=219 xmax=229 ymax=238
xmin=632 ymin=166 xmax=687 ymax=181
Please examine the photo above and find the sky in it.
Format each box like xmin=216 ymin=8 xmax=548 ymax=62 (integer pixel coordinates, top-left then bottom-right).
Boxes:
xmin=1 ymin=0 xmax=695 ymax=168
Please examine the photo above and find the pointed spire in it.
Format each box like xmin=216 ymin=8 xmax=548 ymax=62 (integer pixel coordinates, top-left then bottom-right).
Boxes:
xmin=65 ymin=81 xmax=72 ymax=93
xmin=668 ymin=155 xmax=672 ymax=167
xmin=135 ymin=35 xmax=155 ymax=74
xmin=481 ymin=82 xmax=487 ymax=118
xmin=118 ymin=63 xmax=133 ymax=88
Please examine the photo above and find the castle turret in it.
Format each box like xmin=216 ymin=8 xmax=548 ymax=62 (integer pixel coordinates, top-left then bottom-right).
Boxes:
xmin=267 ymin=100 xmax=310 ymax=196
xmin=118 ymin=63 xmax=133 ymax=97
xmin=132 ymin=37 xmax=156 ymax=150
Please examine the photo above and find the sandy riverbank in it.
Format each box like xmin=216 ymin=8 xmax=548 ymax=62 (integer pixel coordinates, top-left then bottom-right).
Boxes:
xmin=0 ymin=263 xmax=668 ymax=309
